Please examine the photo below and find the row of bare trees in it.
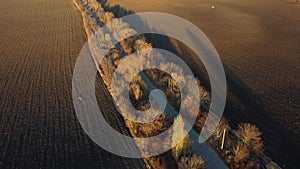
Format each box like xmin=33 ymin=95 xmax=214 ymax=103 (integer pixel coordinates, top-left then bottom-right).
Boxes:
xmin=75 ymin=0 xmax=276 ymax=168
xmin=206 ymin=115 xmax=267 ymax=169
xmin=77 ymin=0 xmax=209 ymax=168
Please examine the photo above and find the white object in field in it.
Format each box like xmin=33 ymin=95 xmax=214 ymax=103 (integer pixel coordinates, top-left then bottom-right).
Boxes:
xmin=212 ymin=6 xmax=215 ymax=9
xmin=221 ymin=128 xmax=226 ymax=149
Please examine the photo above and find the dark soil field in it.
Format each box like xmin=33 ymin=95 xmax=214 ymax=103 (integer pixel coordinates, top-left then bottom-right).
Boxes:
xmin=102 ymin=0 xmax=300 ymax=168
xmin=0 ymin=0 xmax=144 ymax=168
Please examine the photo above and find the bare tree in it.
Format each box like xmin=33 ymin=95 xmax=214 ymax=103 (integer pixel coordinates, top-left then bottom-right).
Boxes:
xmin=237 ymin=123 xmax=264 ymax=152
xmin=178 ymin=154 xmax=207 ymax=169
xmin=172 ymin=115 xmax=189 ymax=161
xmin=233 ymin=142 xmax=250 ymax=163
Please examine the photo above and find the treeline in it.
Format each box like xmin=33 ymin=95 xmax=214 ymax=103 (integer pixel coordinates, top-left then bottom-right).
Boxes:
xmin=74 ymin=0 xmax=281 ymax=168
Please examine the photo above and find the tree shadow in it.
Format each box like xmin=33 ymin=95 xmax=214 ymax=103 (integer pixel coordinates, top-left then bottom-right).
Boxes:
xmin=93 ymin=1 xmax=299 ymax=168
xmin=97 ymin=0 xmax=265 ymax=134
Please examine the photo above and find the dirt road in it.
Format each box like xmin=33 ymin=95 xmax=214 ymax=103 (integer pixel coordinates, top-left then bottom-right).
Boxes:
xmin=0 ymin=0 xmax=144 ymax=168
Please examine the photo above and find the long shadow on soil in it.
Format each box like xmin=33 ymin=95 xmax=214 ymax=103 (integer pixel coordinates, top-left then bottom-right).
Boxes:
xmin=98 ymin=0 xmax=299 ymax=168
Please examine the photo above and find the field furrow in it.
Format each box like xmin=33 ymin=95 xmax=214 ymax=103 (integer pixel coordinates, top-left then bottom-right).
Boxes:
xmin=0 ymin=0 xmax=144 ymax=168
